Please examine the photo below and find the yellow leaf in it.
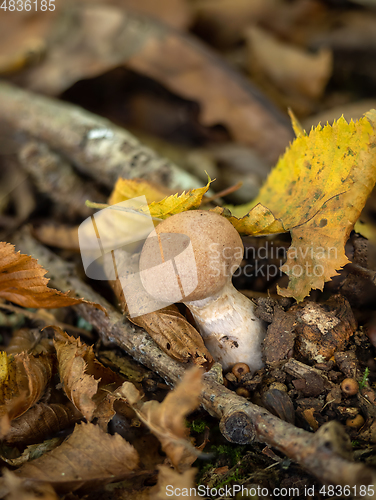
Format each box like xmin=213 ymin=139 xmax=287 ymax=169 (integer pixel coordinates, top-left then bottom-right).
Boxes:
xmin=109 ymin=178 xmax=174 ymax=205
xmin=288 ymin=108 xmax=307 ymax=138
xmin=108 ymin=177 xmax=212 ymax=220
xmin=220 ymin=111 xmax=376 ymax=301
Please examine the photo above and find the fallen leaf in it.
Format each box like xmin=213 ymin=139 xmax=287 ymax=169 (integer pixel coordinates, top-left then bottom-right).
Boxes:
xmin=4 ymin=402 xmax=82 ymax=446
xmin=9 ymin=422 xmax=139 ymax=493
xmin=130 ymin=306 xmax=213 ymax=368
xmin=33 ymin=224 xmax=80 ymax=251
xmin=151 ymin=465 xmax=197 ymax=500
xmin=246 ymin=26 xmax=332 ymax=101
xmin=109 ymin=178 xmax=176 ymax=205
xmin=2 ymin=469 xmax=58 ymax=500
xmin=5 ymin=328 xmax=52 ymax=356
xmin=109 ymin=177 xmax=211 ymax=219
xmin=193 ymin=0 xmax=279 ymax=47
xmin=0 ymin=242 xmax=103 ymax=310
xmin=218 ymin=111 xmax=376 ymax=301
xmin=0 ymin=351 xmax=53 ymax=437
xmin=12 ymin=4 xmax=292 ymax=164
xmin=0 ymin=437 xmax=64 ymax=467
xmin=118 ymin=367 xmax=202 ymax=470
xmin=53 ymin=329 xmax=124 ymax=427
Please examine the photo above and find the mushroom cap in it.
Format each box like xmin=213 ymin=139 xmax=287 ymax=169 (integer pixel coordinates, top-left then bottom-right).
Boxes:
xmin=139 ymin=210 xmax=243 ymax=303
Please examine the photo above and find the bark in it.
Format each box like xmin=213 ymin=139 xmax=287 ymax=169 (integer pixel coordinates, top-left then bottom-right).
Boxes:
xmin=12 ymin=229 xmax=376 ymax=493
xmin=0 ymin=81 xmax=202 ymax=191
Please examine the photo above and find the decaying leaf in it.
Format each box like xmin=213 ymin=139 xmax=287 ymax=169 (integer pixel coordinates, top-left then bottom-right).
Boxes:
xmin=6 ymin=328 xmax=53 ymax=356
xmin=118 ymin=366 xmax=202 ymax=470
xmin=4 ymin=402 xmax=82 ymax=446
xmin=8 ymin=422 xmax=139 ymax=493
xmin=217 ymin=111 xmax=376 ymax=301
xmin=0 ymin=437 xmax=64 ymax=468
xmin=130 ymin=306 xmax=214 ymax=368
xmin=2 ymin=469 xmax=58 ymax=500
xmin=53 ymin=329 xmax=124 ymax=427
xmin=246 ymin=26 xmax=332 ymax=101
xmin=0 ymin=351 xmax=53 ymax=437
xmin=33 ymin=224 xmax=80 ymax=251
xmin=0 ymin=242 xmax=103 ymax=310
xmin=12 ymin=4 xmax=291 ymax=164
xmin=151 ymin=465 xmax=197 ymax=500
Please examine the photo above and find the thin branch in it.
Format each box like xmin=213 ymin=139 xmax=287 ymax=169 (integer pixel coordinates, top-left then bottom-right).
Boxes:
xmin=12 ymin=229 xmax=376 ymax=491
xmin=0 ymin=81 xmax=202 ymax=192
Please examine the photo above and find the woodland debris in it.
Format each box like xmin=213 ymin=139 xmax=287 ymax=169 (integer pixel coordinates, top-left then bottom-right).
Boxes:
xmin=7 ymin=4 xmax=292 ymax=164
xmin=292 ymin=295 xmax=356 ymax=362
xmin=12 ymin=229 xmax=376 ymax=490
xmin=263 ymin=307 xmax=296 ymax=369
xmin=0 ymin=81 xmax=202 ymax=192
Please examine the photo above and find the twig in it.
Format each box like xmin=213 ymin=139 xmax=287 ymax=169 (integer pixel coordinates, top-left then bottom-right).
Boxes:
xmin=0 ymin=81 xmax=203 ymax=192
xmin=12 ymin=229 xmax=376 ymax=492
xmin=201 ymin=181 xmax=243 ymax=205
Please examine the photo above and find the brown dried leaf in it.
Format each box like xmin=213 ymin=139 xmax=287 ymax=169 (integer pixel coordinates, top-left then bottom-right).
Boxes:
xmin=0 ymin=242 xmax=103 ymax=310
xmin=4 ymin=402 xmax=82 ymax=446
xmin=9 ymin=422 xmax=139 ymax=494
xmin=130 ymin=306 xmax=214 ymax=368
xmin=53 ymin=329 xmax=124 ymax=427
xmin=14 ymin=4 xmax=291 ymax=164
xmin=246 ymin=26 xmax=332 ymax=101
xmin=0 ymin=437 xmax=64 ymax=467
xmin=193 ymin=0 xmax=279 ymax=47
xmin=2 ymin=469 xmax=58 ymax=500
xmin=33 ymin=224 xmax=80 ymax=251
xmin=0 ymin=351 xmax=53 ymax=436
xmin=6 ymin=328 xmax=53 ymax=356
xmin=118 ymin=367 xmax=202 ymax=470
xmin=151 ymin=465 xmax=197 ymax=500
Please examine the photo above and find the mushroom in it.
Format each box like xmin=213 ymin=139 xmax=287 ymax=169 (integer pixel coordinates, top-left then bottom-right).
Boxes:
xmin=139 ymin=210 xmax=265 ymax=372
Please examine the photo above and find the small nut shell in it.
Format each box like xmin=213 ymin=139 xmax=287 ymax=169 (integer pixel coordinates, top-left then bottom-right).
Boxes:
xmin=340 ymin=378 xmax=359 ymax=396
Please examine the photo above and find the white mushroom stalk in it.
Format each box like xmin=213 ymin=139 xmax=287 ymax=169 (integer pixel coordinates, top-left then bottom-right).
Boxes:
xmin=139 ymin=210 xmax=266 ymax=372
xmin=185 ymin=281 xmax=265 ymax=371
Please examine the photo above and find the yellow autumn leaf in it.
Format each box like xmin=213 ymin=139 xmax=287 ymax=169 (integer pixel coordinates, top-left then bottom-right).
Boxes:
xmin=109 ymin=178 xmax=174 ymax=205
xmin=217 ymin=111 xmax=376 ymax=302
xmin=108 ymin=177 xmax=212 ymax=220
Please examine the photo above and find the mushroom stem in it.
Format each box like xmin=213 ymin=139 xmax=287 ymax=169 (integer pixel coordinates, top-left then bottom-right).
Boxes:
xmin=139 ymin=210 xmax=266 ymax=373
xmin=186 ymin=281 xmax=264 ymax=372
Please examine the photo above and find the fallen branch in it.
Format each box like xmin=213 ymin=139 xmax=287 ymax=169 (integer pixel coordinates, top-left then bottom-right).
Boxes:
xmin=0 ymin=81 xmax=202 ymax=191
xmin=12 ymin=229 xmax=376 ymax=492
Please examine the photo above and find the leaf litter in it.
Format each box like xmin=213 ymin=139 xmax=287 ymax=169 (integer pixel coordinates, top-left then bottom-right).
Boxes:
xmin=1 ymin=0 xmax=376 ymax=497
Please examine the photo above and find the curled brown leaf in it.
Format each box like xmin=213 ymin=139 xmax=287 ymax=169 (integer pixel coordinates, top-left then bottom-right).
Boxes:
xmin=53 ymin=329 xmax=125 ymax=427
xmin=0 ymin=242 xmax=104 ymax=311
xmin=118 ymin=366 xmax=203 ymax=470
xmin=4 ymin=402 xmax=82 ymax=446
xmin=0 ymin=351 xmax=54 ymax=437
xmin=130 ymin=306 xmax=214 ymax=368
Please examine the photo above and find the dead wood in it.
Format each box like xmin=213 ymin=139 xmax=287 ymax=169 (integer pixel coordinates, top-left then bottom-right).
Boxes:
xmin=0 ymin=81 xmax=202 ymax=191
xmin=12 ymin=229 xmax=376 ymax=493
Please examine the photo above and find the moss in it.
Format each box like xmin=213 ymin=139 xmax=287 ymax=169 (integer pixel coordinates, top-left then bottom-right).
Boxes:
xmin=359 ymin=367 xmax=369 ymax=390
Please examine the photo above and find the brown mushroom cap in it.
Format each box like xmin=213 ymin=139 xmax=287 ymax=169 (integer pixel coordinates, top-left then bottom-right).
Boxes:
xmin=139 ymin=210 xmax=243 ymax=303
